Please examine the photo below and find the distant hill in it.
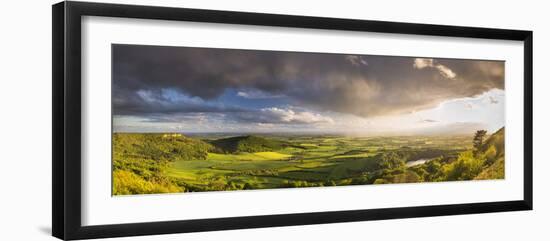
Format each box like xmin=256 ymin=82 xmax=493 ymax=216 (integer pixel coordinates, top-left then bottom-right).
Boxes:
xmin=475 ymin=127 xmax=505 ymax=180
xmin=210 ymin=135 xmax=286 ymax=153
xmin=113 ymin=133 xmax=214 ymax=161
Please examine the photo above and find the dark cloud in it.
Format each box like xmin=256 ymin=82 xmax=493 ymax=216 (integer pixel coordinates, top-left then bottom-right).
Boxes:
xmin=112 ymin=88 xmax=245 ymax=115
xmin=113 ymin=44 xmax=504 ymax=118
xmin=126 ymin=107 xmax=333 ymax=126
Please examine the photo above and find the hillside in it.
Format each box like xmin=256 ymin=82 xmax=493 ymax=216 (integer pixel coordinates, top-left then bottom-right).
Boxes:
xmin=481 ymin=127 xmax=505 ymax=158
xmin=112 ymin=133 xmax=216 ymax=195
xmin=210 ymin=135 xmax=286 ymax=153
xmin=475 ymin=127 xmax=505 ymax=180
xmin=111 ymin=129 xmax=506 ymax=195
xmin=404 ymin=127 xmax=505 ymax=182
xmin=113 ymin=133 xmax=214 ymax=161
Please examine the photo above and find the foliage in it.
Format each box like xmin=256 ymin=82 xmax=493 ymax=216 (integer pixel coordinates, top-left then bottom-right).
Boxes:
xmin=391 ymin=171 xmax=421 ymax=183
xmin=473 ymin=130 xmax=488 ymax=156
xmin=378 ymin=152 xmax=406 ymax=170
xmin=484 ymin=145 xmax=498 ymax=165
xmin=442 ymin=151 xmax=485 ymax=181
xmin=113 ymin=133 xmax=214 ymax=161
xmin=113 ymin=170 xmax=182 ymax=195
xmin=210 ymin=135 xmax=286 ymax=153
xmin=112 ymin=133 xmax=212 ymax=195
xmin=475 ymin=157 xmax=505 ymax=180
xmin=112 ymin=127 xmax=505 ymax=195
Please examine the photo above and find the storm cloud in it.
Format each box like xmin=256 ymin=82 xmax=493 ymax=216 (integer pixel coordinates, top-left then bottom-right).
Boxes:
xmin=112 ymin=44 xmax=504 ymax=120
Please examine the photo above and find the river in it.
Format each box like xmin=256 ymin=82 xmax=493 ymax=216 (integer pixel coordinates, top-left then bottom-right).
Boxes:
xmin=406 ymin=158 xmax=431 ymax=167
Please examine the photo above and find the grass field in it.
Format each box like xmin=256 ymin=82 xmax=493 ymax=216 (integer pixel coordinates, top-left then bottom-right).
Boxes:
xmin=112 ymin=128 xmax=504 ymax=195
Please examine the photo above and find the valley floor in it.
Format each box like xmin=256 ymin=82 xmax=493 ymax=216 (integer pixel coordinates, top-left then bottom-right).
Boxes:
xmin=112 ymin=128 xmax=505 ymax=195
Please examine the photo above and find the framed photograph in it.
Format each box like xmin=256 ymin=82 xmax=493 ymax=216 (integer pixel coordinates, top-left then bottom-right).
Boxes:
xmin=52 ymin=1 xmax=533 ymax=240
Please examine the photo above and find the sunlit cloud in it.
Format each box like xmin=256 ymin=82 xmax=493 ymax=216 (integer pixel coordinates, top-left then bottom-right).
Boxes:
xmin=237 ymin=90 xmax=285 ymax=99
xmin=112 ymin=45 xmax=504 ymax=134
xmin=345 ymin=55 xmax=368 ymax=66
xmin=237 ymin=107 xmax=334 ymax=125
xmin=413 ymin=58 xmax=434 ymax=69
xmin=413 ymin=58 xmax=456 ymax=79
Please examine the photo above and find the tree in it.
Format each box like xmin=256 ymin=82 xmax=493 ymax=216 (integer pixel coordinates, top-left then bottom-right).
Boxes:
xmin=443 ymin=151 xmax=485 ymax=181
xmin=373 ymin=179 xmax=388 ymax=184
xmin=243 ymin=183 xmax=254 ymax=190
xmin=473 ymin=130 xmax=487 ymax=156
xmin=378 ymin=152 xmax=405 ymax=170
xmin=424 ymin=159 xmax=443 ymax=181
xmin=392 ymin=171 xmax=421 ymax=183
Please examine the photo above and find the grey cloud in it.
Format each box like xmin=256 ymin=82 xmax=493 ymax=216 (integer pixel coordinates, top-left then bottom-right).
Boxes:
xmin=113 ymin=88 xmax=245 ymax=115
xmin=125 ymin=107 xmax=333 ymax=126
xmin=113 ymin=44 xmax=504 ymax=118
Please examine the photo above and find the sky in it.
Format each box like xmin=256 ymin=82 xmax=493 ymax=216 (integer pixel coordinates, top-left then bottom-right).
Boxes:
xmin=112 ymin=44 xmax=505 ymax=135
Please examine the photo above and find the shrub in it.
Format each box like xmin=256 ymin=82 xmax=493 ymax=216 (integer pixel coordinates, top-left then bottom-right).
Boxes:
xmin=391 ymin=171 xmax=421 ymax=183
xmin=113 ymin=170 xmax=182 ymax=195
xmin=443 ymin=151 xmax=485 ymax=181
xmin=484 ymin=145 xmax=498 ymax=166
xmin=373 ymin=179 xmax=388 ymax=184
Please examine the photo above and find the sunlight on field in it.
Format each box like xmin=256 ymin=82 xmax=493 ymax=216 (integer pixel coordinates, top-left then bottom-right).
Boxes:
xmin=253 ymin=152 xmax=292 ymax=160
xmin=331 ymin=153 xmax=375 ymax=159
xmin=207 ymin=152 xmax=290 ymax=162
xmin=112 ymin=129 xmax=505 ymax=195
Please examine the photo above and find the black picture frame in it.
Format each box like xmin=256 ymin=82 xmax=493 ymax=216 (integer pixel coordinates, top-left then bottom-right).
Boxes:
xmin=52 ymin=1 xmax=533 ymax=240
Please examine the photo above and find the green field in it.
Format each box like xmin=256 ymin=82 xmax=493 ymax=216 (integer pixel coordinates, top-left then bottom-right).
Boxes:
xmin=112 ymin=128 xmax=505 ymax=195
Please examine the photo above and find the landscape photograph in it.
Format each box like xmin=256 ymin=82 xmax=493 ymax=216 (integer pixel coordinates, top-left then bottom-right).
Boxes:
xmin=112 ymin=44 xmax=505 ymax=195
